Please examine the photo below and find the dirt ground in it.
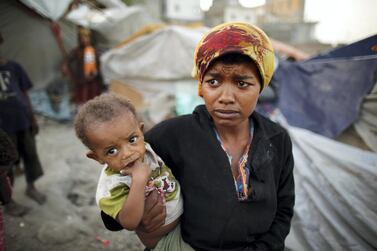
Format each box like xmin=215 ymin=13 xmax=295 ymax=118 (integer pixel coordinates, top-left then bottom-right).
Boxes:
xmin=3 ymin=117 xmax=145 ymax=251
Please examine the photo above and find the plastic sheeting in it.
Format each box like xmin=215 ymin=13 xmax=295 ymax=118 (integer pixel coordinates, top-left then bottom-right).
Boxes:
xmin=98 ymin=24 xmax=207 ymax=124
xmin=275 ymin=56 xmax=377 ymax=138
xmin=353 ymin=81 xmax=377 ymax=152
xmin=20 ymin=0 xmax=72 ymax=21
xmin=285 ymin=125 xmax=377 ymax=251
xmin=100 ymin=25 xmax=206 ymax=83
xmin=312 ymin=34 xmax=377 ymax=60
xmin=65 ymin=0 xmax=156 ymax=46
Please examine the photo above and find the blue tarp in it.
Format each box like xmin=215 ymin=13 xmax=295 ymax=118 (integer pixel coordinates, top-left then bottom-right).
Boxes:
xmin=271 ymin=34 xmax=377 ymax=138
xmin=312 ymin=34 xmax=377 ymax=60
xmin=275 ymin=56 xmax=377 ymax=138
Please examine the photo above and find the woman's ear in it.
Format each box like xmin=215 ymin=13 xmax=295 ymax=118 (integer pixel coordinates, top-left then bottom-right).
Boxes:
xmin=86 ymin=151 xmax=104 ymax=164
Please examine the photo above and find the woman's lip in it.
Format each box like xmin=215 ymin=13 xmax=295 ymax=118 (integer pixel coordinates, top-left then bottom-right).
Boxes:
xmin=214 ymin=109 xmax=239 ymax=118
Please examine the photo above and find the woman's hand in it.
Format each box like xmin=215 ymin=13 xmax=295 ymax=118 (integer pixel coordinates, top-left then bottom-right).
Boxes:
xmin=137 ymin=189 xmax=166 ymax=233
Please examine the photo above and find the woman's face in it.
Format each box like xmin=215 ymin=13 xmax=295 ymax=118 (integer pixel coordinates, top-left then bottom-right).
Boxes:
xmin=201 ymin=59 xmax=261 ymax=128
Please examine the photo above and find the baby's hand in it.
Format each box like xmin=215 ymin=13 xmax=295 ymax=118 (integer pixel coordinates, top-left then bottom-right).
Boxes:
xmin=121 ymin=159 xmax=151 ymax=184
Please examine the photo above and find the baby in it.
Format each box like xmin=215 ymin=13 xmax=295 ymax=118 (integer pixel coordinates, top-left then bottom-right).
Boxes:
xmin=74 ymin=93 xmax=184 ymax=249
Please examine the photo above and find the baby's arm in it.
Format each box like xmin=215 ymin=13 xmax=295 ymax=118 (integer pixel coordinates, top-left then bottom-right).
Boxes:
xmin=116 ymin=160 xmax=151 ymax=230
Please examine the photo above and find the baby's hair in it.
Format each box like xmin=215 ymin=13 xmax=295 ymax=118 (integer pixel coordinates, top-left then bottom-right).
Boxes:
xmin=74 ymin=93 xmax=137 ymax=148
xmin=0 ymin=129 xmax=18 ymax=165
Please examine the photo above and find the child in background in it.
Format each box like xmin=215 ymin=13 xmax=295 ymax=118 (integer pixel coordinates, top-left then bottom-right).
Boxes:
xmin=64 ymin=27 xmax=104 ymax=105
xmin=74 ymin=93 xmax=191 ymax=250
xmin=0 ymin=32 xmax=46 ymax=209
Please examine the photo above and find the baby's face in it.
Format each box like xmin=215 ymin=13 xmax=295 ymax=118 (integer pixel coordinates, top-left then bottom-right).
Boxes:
xmin=86 ymin=112 xmax=145 ymax=172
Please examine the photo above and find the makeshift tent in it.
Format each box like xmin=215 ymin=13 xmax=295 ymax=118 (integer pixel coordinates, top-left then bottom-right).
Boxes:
xmin=0 ymin=0 xmax=76 ymax=89
xmin=65 ymin=0 xmax=157 ymax=48
xmin=100 ymin=25 xmax=207 ymax=83
xmin=100 ymin=25 xmax=207 ymax=124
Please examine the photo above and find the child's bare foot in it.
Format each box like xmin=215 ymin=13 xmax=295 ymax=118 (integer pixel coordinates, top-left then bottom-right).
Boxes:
xmin=4 ymin=200 xmax=30 ymax=217
xmin=25 ymin=187 xmax=46 ymax=205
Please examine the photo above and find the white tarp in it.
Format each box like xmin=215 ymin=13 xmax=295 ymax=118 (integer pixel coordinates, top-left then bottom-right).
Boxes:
xmin=65 ymin=4 xmax=109 ymax=27
xmin=20 ymin=0 xmax=72 ymax=21
xmin=285 ymin=126 xmax=377 ymax=251
xmin=354 ymin=81 xmax=377 ymax=152
xmin=65 ymin=0 xmax=155 ymax=46
xmin=100 ymin=25 xmax=207 ymax=83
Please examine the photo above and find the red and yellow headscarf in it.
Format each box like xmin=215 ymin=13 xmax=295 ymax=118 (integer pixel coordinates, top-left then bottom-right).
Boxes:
xmin=192 ymin=22 xmax=275 ymax=96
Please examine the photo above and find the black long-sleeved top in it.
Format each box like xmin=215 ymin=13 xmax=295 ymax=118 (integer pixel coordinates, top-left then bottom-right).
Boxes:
xmin=144 ymin=105 xmax=295 ymax=251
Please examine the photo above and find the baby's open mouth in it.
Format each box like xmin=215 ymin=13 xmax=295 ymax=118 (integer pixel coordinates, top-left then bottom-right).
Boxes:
xmin=122 ymin=155 xmax=139 ymax=169
xmin=125 ymin=160 xmax=136 ymax=168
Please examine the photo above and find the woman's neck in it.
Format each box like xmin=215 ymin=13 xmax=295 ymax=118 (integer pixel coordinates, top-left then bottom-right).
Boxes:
xmin=215 ymin=120 xmax=250 ymax=145
xmin=215 ymin=120 xmax=251 ymax=172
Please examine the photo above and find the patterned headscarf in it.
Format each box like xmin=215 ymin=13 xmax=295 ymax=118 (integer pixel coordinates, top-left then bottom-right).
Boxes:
xmin=192 ymin=22 xmax=275 ymax=96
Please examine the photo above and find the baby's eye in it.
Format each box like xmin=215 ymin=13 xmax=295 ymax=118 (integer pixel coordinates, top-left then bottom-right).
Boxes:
xmin=237 ymin=81 xmax=249 ymax=88
xmin=129 ymin=136 xmax=138 ymax=144
xmin=206 ymin=79 xmax=219 ymax=86
xmin=106 ymin=148 xmax=118 ymax=156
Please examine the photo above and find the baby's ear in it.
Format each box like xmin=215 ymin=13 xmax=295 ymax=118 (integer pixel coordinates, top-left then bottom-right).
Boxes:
xmin=139 ymin=122 xmax=144 ymax=133
xmin=86 ymin=151 xmax=104 ymax=164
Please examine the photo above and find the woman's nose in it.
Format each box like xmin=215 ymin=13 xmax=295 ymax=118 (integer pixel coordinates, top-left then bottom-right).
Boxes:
xmin=219 ymin=84 xmax=235 ymax=104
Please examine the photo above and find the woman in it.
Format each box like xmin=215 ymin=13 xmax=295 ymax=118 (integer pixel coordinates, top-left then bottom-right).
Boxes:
xmin=103 ymin=22 xmax=295 ymax=251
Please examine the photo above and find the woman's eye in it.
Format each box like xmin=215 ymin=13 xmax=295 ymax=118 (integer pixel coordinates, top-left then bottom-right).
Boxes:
xmin=107 ymin=148 xmax=118 ymax=156
xmin=238 ymin=81 xmax=249 ymax=88
xmin=206 ymin=79 xmax=219 ymax=86
xmin=129 ymin=136 xmax=138 ymax=144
